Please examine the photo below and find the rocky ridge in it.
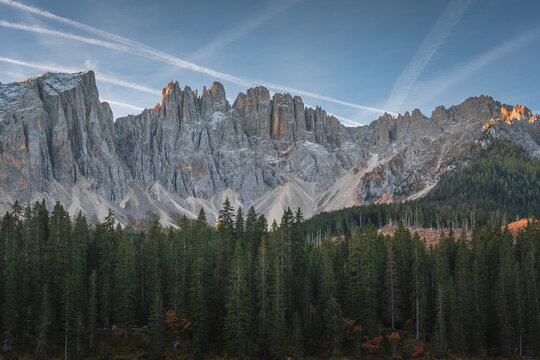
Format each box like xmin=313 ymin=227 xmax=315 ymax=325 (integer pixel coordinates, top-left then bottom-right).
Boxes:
xmin=0 ymin=71 xmax=538 ymax=226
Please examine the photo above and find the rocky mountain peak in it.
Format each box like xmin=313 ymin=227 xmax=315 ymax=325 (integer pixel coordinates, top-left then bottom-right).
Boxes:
xmin=1 ymin=71 xmax=538 ymax=227
xmin=483 ymin=103 xmax=539 ymax=130
xmin=500 ymin=104 xmax=539 ymax=123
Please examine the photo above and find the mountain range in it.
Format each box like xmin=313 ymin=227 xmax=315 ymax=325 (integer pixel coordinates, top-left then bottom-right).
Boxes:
xmin=0 ymin=70 xmax=538 ymax=226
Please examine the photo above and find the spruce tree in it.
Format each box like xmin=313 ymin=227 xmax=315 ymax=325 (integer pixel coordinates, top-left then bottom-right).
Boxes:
xmin=410 ymin=232 xmax=428 ymax=340
xmin=113 ymin=232 xmax=136 ymax=338
xmin=223 ymin=245 xmax=250 ymax=357
xmin=34 ymin=284 xmax=51 ymax=360
xmin=189 ymin=240 xmax=209 ymax=356
xmin=321 ymin=249 xmax=343 ymax=355
xmin=70 ymin=212 xmax=88 ymax=355
xmin=256 ymin=236 xmax=271 ymax=356
xmin=95 ymin=210 xmax=118 ymax=329
xmin=269 ymin=255 xmax=286 ymax=360
xmin=88 ymin=270 xmax=98 ymax=350
xmin=383 ymin=244 xmax=402 ymax=328
xmin=148 ymin=283 xmax=164 ymax=358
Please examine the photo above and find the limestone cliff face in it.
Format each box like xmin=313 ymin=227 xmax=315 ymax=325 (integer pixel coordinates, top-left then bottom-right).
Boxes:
xmin=0 ymin=71 xmax=128 ymax=202
xmin=1 ymin=71 xmax=538 ymax=226
xmin=482 ymin=104 xmax=540 ymax=157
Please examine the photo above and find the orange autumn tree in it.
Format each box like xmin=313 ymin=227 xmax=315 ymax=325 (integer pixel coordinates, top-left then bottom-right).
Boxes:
xmin=387 ymin=331 xmax=400 ymax=358
xmin=165 ymin=310 xmax=191 ymax=338
xmin=361 ymin=335 xmax=383 ymax=356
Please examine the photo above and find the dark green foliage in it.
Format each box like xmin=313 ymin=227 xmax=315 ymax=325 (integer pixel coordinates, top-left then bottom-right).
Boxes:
xmin=0 ymin=157 xmax=538 ymax=358
xmin=421 ymin=141 xmax=540 ymax=216
xmin=113 ymin=231 xmax=136 ymax=338
xmin=305 ymin=140 xmax=540 ymax=236
xmin=223 ymin=245 xmax=250 ymax=357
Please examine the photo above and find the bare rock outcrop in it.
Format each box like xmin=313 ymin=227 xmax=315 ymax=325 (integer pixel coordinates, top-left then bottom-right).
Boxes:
xmin=1 ymin=71 xmax=538 ymax=226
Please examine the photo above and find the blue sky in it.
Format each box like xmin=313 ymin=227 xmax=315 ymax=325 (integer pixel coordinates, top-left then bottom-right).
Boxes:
xmin=0 ymin=0 xmax=539 ymax=125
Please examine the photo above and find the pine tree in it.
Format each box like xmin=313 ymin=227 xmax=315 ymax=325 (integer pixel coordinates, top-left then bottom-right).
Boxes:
xmin=34 ymin=283 xmax=51 ymax=360
xmin=393 ymin=221 xmax=412 ymax=321
xmin=256 ymin=236 xmax=272 ymax=356
xmin=196 ymin=208 xmax=206 ymax=225
xmin=148 ymin=283 xmax=164 ymax=358
xmin=216 ymin=198 xmax=235 ymax=339
xmin=347 ymin=225 xmax=380 ymax=337
xmin=448 ymin=232 xmax=472 ymax=353
xmin=321 ymin=249 xmax=343 ymax=355
xmin=432 ymin=246 xmax=451 ymax=356
xmin=269 ymin=255 xmax=286 ymax=360
xmin=383 ymin=244 xmax=402 ymax=328
xmin=433 ymin=284 xmax=448 ymax=356
xmin=70 ymin=212 xmax=88 ymax=355
xmin=293 ymin=311 xmax=305 ymax=356
xmin=62 ymin=273 xmax=73 ymax=360
xmin=223 ymin=245 xmax=250 ymax=357
xmin=245 ymin=206 xmax=260 ymax=350
xmin=497 ymin=234 xmax=518 ymax=356
xmin=88 ymin=270 xmax=98 ymax=350
xmin=518 ymin=223 xmax=540 ymax=353
xmin=95 ymin=210 xmax=118 ymax=329
xmin=410 ymin=232 xmax=428 ymax=340
xmin=235 ymin=207 xmax=245 ymax=248
xmin=189 ymin=241 xmax=209 ymax=356
xmin=144 ymin=218 xmax=163 ymax=324
xmin=113 ymin=232 xmax=136 ymax=338
xmin=1 ymin=210 xmax=21 ymax=353
xmin=469 ymin=227 xmax=488 ymax=354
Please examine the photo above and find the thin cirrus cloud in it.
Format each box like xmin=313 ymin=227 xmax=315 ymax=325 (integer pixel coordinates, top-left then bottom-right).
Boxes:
xmin=0 ymin=20 xmax=132 ymax=52
xmin=0 ymin=0 xmax=395 ymax=117
xmin=303 ymin=102 xmax=361 ymax=128
xmin=384 ymin=0 xmax=472 ymax=112
xmin=189 ymin=0 xmax=301 ymax=61
xmin=410 ymin=28 xmax=540 ymax=106
xmin=102 ymin=99 xmax=144 ymax=112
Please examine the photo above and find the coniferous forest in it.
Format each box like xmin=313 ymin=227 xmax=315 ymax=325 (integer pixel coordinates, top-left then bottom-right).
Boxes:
xmin=305 ymin=141 xmax=540 ymax=238
xmin=0 ymin=197 xmax=539 ymax=359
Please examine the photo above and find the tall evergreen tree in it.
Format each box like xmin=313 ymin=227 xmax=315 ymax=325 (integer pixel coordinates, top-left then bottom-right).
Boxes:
xmin=410 ymin=232 xmax=428 ymax=340
xmin=223 ymin=245 xmax=250 ymax=357
xmin=269 ymin=254 xmax=286 ymax=360
xmin=113 ymin=232 xmax=136 ymax=338
xmin=383 ymin=244 xmax=402 ymax=328
xmin=256 ymin=236 xmax=271 ymax=356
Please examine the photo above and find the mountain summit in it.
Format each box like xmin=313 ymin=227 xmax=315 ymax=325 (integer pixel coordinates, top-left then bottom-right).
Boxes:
xmin=0 ymin=71 xmax=538 ymax=226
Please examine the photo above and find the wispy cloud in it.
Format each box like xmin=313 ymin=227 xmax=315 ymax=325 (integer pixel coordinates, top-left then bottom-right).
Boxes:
xmin=0 ymin=20 xmax=132 ymax=51
xmin=0 ymin=0 xmax=394 ymax=115
xmin=0 ymin=56 xmax=161 ymax=95
xmin=411 ymin=28 xmax=540 ymax=104
xmin=384 ymin=0 xmax=472 ymax=112
xmin=304 ymin=102 xmax=362 ymax=127
xmin=190 ymin=0 xmax=300 ymax=61
xmin=102 ymin=99 xmax=144 ymax=112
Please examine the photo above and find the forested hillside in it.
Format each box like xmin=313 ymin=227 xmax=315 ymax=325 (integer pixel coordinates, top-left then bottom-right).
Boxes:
xmin=305 ymin=140 xmax=540 ymax=238
xmin=1 ymin=198 xmax=539 ymax=359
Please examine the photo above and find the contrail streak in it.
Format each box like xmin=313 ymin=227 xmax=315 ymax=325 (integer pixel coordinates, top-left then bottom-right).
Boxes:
xmin=190 ymin=0 xmax=300 ymax=61
xmin=1 ymin=56 xmax=371 ymax=125
xmin=0 ymin=0 xmax=394 ymax=115
xmin=412 ymin=28 xmax=540 ymax=104
xmin=0 ymin=20 xmax=132 ymax=52
xmin=385 ymin=0 xmax=472 ymax=111
xmin=0 ymin=56 xmax=161 ymax=95
xmin=102 ymin=99 xmax=144 ymax=111
xmin=303 ymin=102 xmax=364 ymax=127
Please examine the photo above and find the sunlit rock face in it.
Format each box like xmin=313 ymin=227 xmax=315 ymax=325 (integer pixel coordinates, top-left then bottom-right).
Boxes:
xmin=1 ymin=71 xmax=539 ymax=226
xmin=482 ymin=104 xmax=540 ymax=158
